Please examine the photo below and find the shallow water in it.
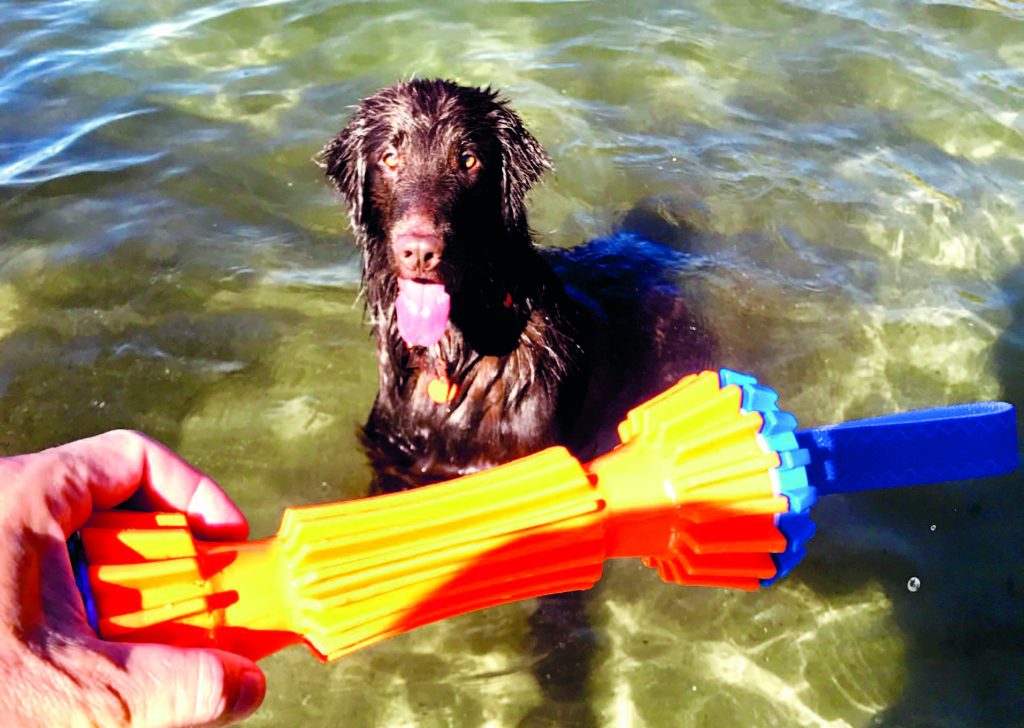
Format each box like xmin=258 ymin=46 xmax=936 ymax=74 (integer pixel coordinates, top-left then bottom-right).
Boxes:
xmin=2 ymin=0 xmax=1023 ymax=726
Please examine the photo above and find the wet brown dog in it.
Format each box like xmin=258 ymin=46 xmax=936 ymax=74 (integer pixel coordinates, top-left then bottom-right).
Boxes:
xmin=319 ymin=79 xmax=712 ymax=723
xmin=319 ymin=78 xmax=712 ymax=493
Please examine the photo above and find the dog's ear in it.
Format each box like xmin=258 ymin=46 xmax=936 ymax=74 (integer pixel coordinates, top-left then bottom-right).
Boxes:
xmin=316 ymin=113 xmax=369 ymax=233
xmin=490 ymin=101 xmax=551 ymax=232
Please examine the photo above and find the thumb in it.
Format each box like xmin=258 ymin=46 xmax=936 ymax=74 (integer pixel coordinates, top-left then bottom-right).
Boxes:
xmin=108 ymin=642 xmax=266 ymax=727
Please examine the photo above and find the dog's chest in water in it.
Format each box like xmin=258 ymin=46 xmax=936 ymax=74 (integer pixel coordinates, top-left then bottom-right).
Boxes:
xmin=395 ymin=348 xmax=559 ymax=453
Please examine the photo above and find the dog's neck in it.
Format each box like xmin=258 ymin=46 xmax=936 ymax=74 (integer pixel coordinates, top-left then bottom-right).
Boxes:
xmin=357 ymin=229 xmax=580 ymax=406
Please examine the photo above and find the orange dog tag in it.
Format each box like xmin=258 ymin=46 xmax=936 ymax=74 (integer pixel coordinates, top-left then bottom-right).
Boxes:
xmin=428 ymin=376 xmax=458 ymax=404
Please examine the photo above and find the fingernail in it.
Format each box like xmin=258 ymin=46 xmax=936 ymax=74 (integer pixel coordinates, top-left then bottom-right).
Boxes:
xmin=230 ymin=668 xmax=266 ymax=719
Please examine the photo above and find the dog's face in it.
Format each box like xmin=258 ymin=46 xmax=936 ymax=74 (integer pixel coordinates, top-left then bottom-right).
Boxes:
xmin=319 ymin=80 xmax=551 ymax=293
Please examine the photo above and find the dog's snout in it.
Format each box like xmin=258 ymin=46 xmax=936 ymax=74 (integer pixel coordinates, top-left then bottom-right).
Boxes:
xmin=392 ymin=211 xmax=444 ymax=278
xmin=395 ymin=234 xmax=442 ymax=276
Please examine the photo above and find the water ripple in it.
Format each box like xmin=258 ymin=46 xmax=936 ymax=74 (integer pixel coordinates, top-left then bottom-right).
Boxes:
xmin=0 ymin=0 xmax=295 ymax=101
xmin=0 ymin=2 xmax=1021 ymax=726
xmin=0 ymin=108 xmax=160 ymax=186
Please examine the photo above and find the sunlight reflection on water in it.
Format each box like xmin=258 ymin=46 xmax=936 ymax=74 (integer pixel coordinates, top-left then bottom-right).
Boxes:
xmin=1 ymin=1 xmax=1022 ymax=726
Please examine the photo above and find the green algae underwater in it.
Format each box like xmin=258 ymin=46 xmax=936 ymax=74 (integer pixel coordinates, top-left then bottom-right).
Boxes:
xmin=1 ymin=1 xmax=1022 ymax=725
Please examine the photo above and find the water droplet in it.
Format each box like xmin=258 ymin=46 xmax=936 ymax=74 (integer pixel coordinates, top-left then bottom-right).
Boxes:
xmin=907 ymin=577 xmax=921 ymax=592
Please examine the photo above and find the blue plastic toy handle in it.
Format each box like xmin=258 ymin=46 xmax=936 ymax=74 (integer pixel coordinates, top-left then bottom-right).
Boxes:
xmin=68 ymin=532 xmax=100 ymax=633
xmin=796 ymin=402 xmax=1019 ymax=496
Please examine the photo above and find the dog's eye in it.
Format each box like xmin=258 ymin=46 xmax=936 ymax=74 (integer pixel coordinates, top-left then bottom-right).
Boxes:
xmin=381 ymin=151 xmax=400 ymax=169
xmin=459 ymin=152 xmax=478 ymax=171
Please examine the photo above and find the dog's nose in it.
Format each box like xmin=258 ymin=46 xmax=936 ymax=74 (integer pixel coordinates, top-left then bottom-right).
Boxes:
xmin=394 ymin=234 xmax=442 ymax=277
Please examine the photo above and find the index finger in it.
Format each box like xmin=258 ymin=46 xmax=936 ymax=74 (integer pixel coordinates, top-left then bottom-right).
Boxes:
xmin=42 ymin=429 xmax=248 ymax=541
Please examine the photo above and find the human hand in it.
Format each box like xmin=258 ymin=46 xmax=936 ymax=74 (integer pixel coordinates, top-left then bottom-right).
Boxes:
xmin=0 ymin=430 xmax=266 ymax=727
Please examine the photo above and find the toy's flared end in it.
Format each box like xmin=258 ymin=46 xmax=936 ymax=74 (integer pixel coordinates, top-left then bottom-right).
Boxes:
xmin=716 ymin=370 xmax=817 ymax=586
xmin=594 ymin=369 xmax=815 ymax=589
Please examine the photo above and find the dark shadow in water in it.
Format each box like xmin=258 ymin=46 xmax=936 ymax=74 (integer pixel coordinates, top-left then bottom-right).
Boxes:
xmin=793 ymin=265 xmax=1024 ymax=727
xmin=609 ymin=107 xmax=1021 ymax=721
xmin=518 ymin=591 xmax=600 ymax=728
xmin=663 ymin=74 xmax=1023 ymax=721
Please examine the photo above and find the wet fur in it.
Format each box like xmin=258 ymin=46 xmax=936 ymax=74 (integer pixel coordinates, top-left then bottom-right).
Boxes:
xmin=320 ymin=79 xmax=713 ymax=720
xmin=319 ymin=78 xmax=712 ymax=490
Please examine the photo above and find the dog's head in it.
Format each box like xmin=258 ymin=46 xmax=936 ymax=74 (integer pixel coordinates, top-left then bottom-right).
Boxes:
xmin=319 ymin=79 xmax=551 ymax=350
xmin=320 ymin=79 xmax=550 ymax=280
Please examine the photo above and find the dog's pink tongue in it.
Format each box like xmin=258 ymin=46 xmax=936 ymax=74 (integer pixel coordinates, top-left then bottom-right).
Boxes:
xmin=396 ymin=279 xmax=450 ymax=347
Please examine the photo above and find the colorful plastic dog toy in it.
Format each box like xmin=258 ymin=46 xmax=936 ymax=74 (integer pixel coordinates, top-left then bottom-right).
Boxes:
xmin=69 ymin=370 xmax=1017 ymax=663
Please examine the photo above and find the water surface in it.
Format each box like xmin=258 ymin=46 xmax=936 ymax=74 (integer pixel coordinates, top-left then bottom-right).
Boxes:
xmin=1 ymin=1 xmax=1022 ymax=726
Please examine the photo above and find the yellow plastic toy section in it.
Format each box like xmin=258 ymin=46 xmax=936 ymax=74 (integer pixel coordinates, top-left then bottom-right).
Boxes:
xmin=80 ymin=371 xmax=791 ymax=662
